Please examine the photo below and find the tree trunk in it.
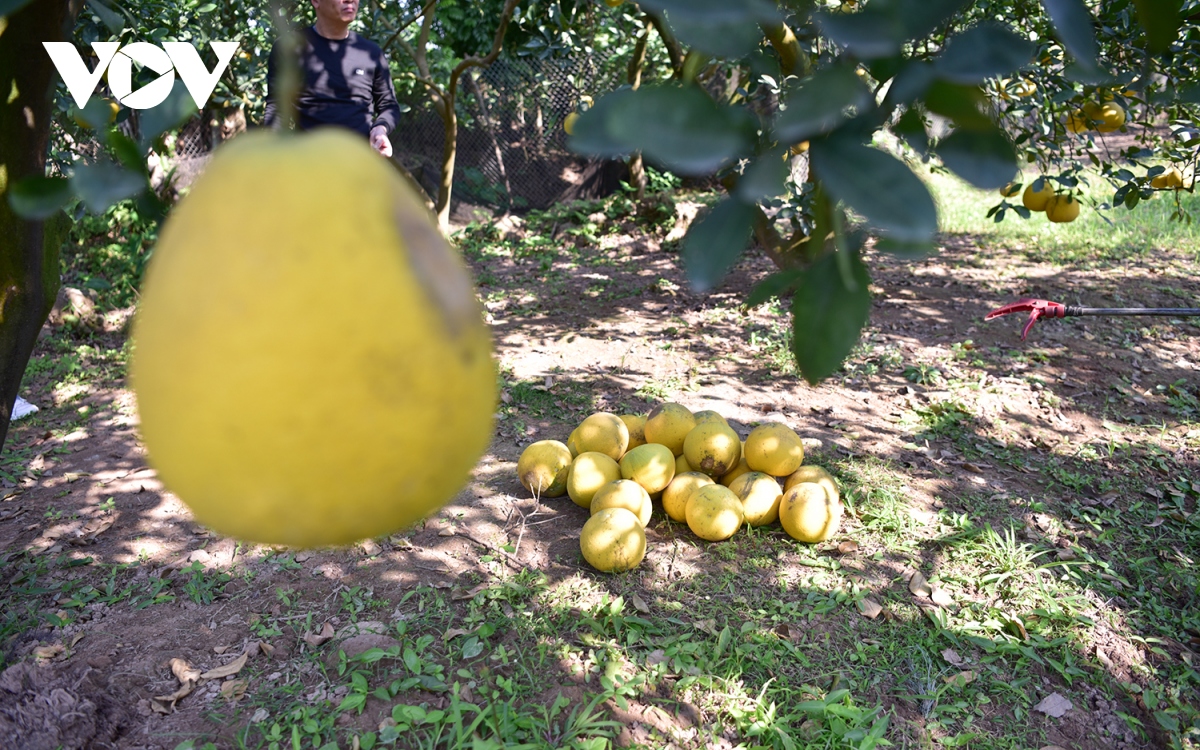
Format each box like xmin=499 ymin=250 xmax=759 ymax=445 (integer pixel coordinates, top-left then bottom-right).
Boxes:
xmin=0 ymin=0 xmax=74 ymax=456
xmin=435 ymin=99 xmax=458 ymax=232
xmin=626 ymin=19 xmax=651 ymax=201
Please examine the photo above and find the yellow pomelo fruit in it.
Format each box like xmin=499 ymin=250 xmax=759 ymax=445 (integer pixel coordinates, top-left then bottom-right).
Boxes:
xmin=576 ymin=412 xmax=629 ymax=461
xmin=564 ymin=112 xmax=579 ymax=135
xmin=686 ymin=484 xmax=744 ymax=541
xmin=1082 ymin=100 xmax=1102 ymax=119
xmin=789 ymin=141 xmax=810 ymax=156
xmin=517 ymin=440 xmax=572 ymax=498
xmin=580 ymin=508 xmax=645 ymax=573
xmin=643 ymin=403 xmax=695 ymax=456
xmin=683 ymin=420 xmax=741 ymax=478
xmin=566 ymin=427 xmax=581 ymax=458
xmin=591 ymin=479 xmax=652 ymax=527
xmin=620 ymin=414 xmax=647 ymax=450
xmin=131 ymin=129 xmax=495 ymax=548
xmin=567 ymin=452 xmax=622 ymax=509
xmin=661 ymin=471 xmax=714 ymax=522
xmin=782 ymin=465 xmax=839 ymax=504
xmin=675 ymin=453 xmax=692 ymax=475
xmin=1064 ymin=109 xmax=1088 ymax=133
xmin=999 ymin=182 xmax=1021 ymax=198
xmin=603 ymin=0 xmax=625 ymax=7
xmin=779 ymin=483 xmax=843 ymax=543
xmin=743 ymin=422 xmax=804 ymax=477
xmin=1097 ymin=102 xmax=1125 ymax=132
xmin=692 ymin=409 xmax=728 ymax=426
xmin=619 ymin=442 xmax=676 ymax=495
xmin=1046 ymin=194 xmax=1080 ymax=223
xmin=1022 ymin=181 xmax=1054 ymax=211
xmin=1012 ymin=78 xmax=1036 ymax=98
xmin=727 ymin=471 xmax=782 ymax=527
xmin=720 ymin=457 xmax=751 ymax=487
xmin=1151 ymin=167 xmax=1183 ymax=189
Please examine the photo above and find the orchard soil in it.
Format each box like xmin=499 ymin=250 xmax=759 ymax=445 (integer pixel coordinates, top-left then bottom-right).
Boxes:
xmin=1 ymin=200 xmax=1198 ymax=749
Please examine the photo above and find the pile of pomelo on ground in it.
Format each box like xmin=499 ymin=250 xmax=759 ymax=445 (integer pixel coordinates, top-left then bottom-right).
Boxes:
xmin=516 ymin=404 xmax=844 ymax=573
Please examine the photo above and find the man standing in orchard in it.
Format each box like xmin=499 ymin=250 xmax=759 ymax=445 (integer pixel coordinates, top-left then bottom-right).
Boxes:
xmin=264 ymin=0 xmax=401 ymax=157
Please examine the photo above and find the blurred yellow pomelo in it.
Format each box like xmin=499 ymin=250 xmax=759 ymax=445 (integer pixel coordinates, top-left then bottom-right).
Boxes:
xmin=576 ymin=412 xmax=629 ymax=460
xmin=591 ymin=479 xmax=652 ymax=527
xmin=517 ymin=440 xmax=572 ymax=498
xmin=1022 ymin=181 xmax=1054 ymax=211
xmin=743 ymin=423 xmax=804 ymax=476
xmin=643 ymin=403 xmax=695 ymax=456
xmin=683 ymin=420 xmax=741 ymax=478
xmin=692 ymin=409 xmax=727 ymax=426
xmin=720 ymin=455 xmax=751 ymax=487
xmin=580 ymin=508 xmax=645 ymax=573
xmin=728 ymin=471 xmax=782 ymax=527
xmin=782 ymin=465 xmax=839 ymax=504
xmin=567 ymin=452 xmax=622 ymax=509
xmin=620 ymin=414 xmax=647 ymax=450
xmin=1046 ymin=194 xmax=1080 ymax=223
xmin=686 ymin=484 xmax=744 ymax=541
xmin=661 ymin=471 xmax=714 ymax=522
xmin=1065 ymin=109 xmax=1088 ymax=133
xmin=999 ymin=182 xmax=1021 ymax=198
xmin=1151 ymin=166 xmax=1184 ymax=189
xmin=779 ymin=483 xmax=843 ymax=543
xmin=564 ymin=112 xmax=579 ymax=135
xmin=675 ymin=453 xmax=692 ymax=475
xmin=131 ymin=129 xmax=495 ymax=548
xmin=1097 ymin=102 xmax=1125 ymax=132
xmin=619 ymin=442 xmax=676 ymax=495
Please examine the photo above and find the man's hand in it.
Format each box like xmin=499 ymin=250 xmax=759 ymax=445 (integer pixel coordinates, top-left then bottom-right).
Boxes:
xmin=369 ymin=125 xmax=393 ymax=157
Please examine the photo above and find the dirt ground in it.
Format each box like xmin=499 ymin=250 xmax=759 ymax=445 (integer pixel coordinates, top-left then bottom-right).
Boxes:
xmin=1 ymin=202 xmax=1198 ymax=748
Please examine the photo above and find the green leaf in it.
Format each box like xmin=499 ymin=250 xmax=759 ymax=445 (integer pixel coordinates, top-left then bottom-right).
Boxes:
xmin=0 ymin=0 xmax=37 ymax=17
xmin=71 ymin=162 xmax=145 ymax=213
xmin=85 ymin=0 xmax=123 ymax=34
xmin=815 ymin=0 xmax=970 ymax=59
xmin=1133 ymin=0 xmax=1182 ymax=53
xmin=874 ymin=237 xmax=935 ymax=258
xmin=682 ymin=198 xmax=755 ymax=292
xmin=669 ymin=16 xmax=764 ymax=59
xmin=7 ymin=176 xmax=72 ymax=219
xmin=774 ymin=65 xmax=873 ymax=144
xmin=923 ymin=81 xmax=992 ymax=130
xmin=745 ymin=268 xmax=805 ymax=308
xmin=887 ymin=61 xmax=937 ymax=104
xmin=935 ymin=23 xmax=1035 ymax=83
xmin=105 ymin=130 xmax=145 ymax=174
xmin=573 ymin=85 xmax=755 ymax=175
xmin=937 ymin=127 xmax=1018 ymax=189
xmin=635 ymin=0 xmax=778 ymax=22
xmin=790 ymin=250 xmax=872 ymax=384
xmin=810 ymin=135 xmax=937 ymax=243
xmin=1040 ymin=0 xmax=1099 ymax=71
xmin=76 ymin=98 xmax=115 ymax=130
xmin=138 ymin=80 xmax=198 ymax=151
xmin=735 ymin=155 xmax=788 ymax=202
xmin=569 ymin=89 xmax=635 ymax=159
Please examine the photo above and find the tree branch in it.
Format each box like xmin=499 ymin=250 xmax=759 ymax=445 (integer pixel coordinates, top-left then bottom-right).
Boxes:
xmin=447 ymin=0 xmax=520 ymax=101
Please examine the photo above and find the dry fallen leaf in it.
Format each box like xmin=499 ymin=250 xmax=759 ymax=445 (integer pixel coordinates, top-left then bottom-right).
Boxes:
xmin=836 ymin=540 xmax=858 ymax=555
xmin=213 ymin=645 xmax=228 ymax=654
xmin=631 ymin=593 xmax=650 ymax=613
xmin=943 ymin=670 xmax=976 ymax=686
xmin=1033 ymin=692 xmax=1073 ymax=718
xmin=856 ymin=598 xmax=883 ymax=620
xmin=908 ymin=571 xmax=932 ymax=598
xmin=220 ymin=678 xmax=248 ymax=702
xmin=1147 ymin=517 xmax=1165 ymax=528
xmin=150 ymin=699 xmax=173 ymax=715
xmin=302 ymin=622 xmax=335 ymax=648
xmin=442 ymin=628 xmax=471 ymax=641
xmin=1096 ymin=647 xmax=1113 ymax=669
xmin=169 ymin=658 xmax=201 ymax=685
xmin=930 ymin=587 xmax=954 ymax=607
xmin=773 ymin=623 xmax=804 ymax=642
xmin=200 ymin=652 xmax=248 ymax=680
xmin=941 ymin=648 xmax=965 ymax=666
xmin=33 ymin=644 xmax=65 ymax=661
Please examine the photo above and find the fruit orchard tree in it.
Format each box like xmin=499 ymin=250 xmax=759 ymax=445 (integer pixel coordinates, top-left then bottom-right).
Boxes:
xmin=568 ymin=0 xmax=1192 ymax=385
